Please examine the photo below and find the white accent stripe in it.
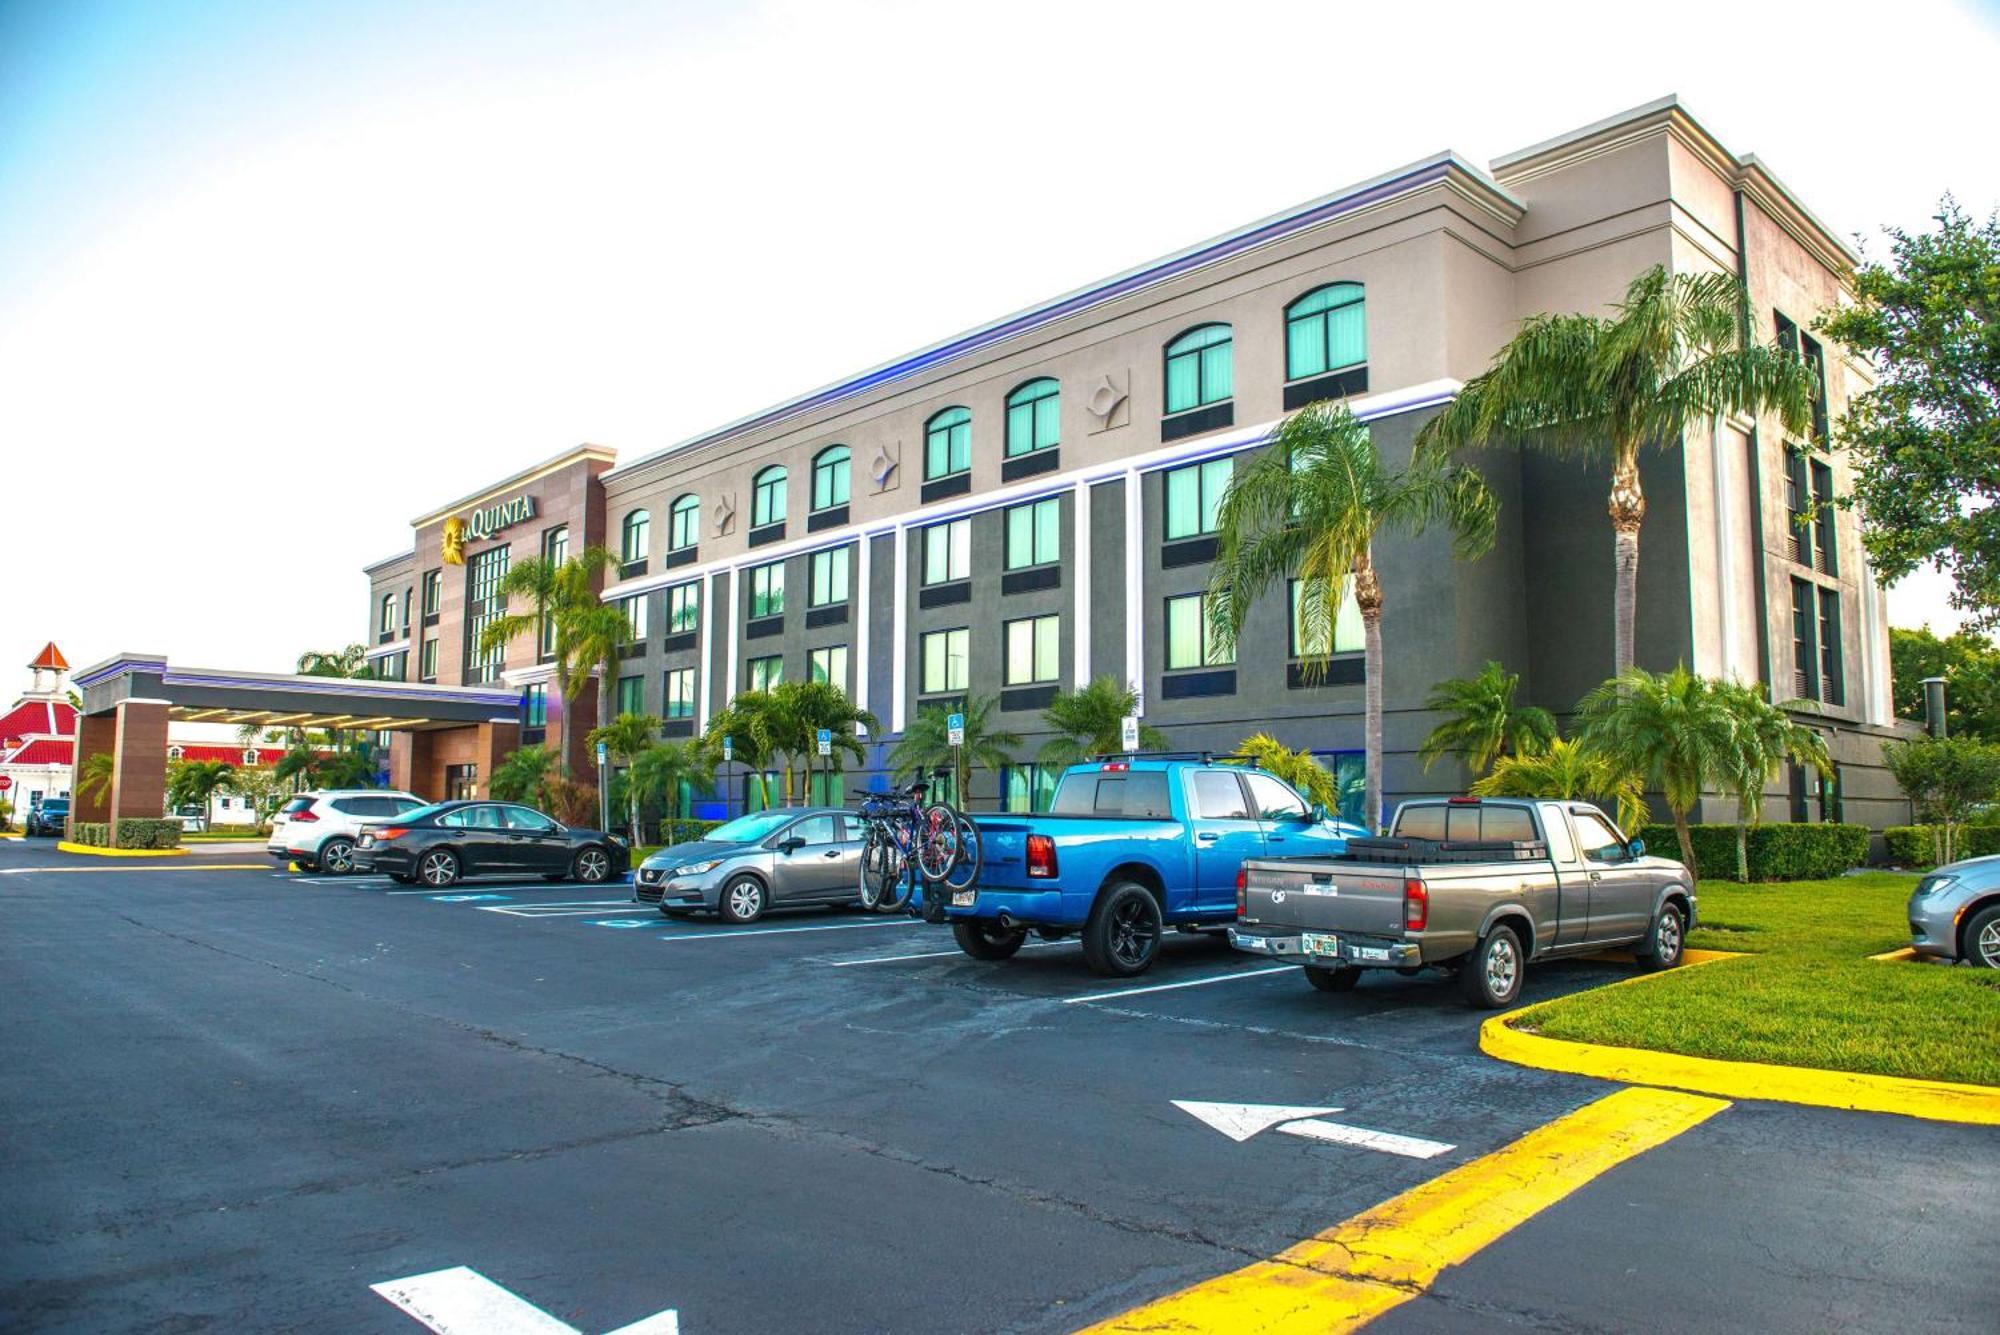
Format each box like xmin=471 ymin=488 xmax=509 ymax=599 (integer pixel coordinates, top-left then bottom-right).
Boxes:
xmin=831 ymin=940 xmax=1073 ymax=966
xmin=1123 ymin=468 xmax=1143 ymax=698
xmin=1064 ymin=965 xmax=1292 ymax=1005
xmin=720 ymin=569 xmax=738 ymax=708
xmin=890 ymin=525 xmax=909 ymax=732
xmin=695 ymin=568 xmax=712 ymax=733
xmin=656 ymin=918 xmax=927 ymax=943
xmin=854 ymin=528 xmax=872 ymax=713
xmin=1275 ymin=1116 xmax=1456 ymax=1159
xmin=371 ymin=1266 xmax=575 ymax=1334
xmin=1072 ymin=476 xmax=1092 ymax=688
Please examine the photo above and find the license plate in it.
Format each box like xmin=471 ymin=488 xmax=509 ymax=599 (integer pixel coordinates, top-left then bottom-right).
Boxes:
xmin=950 ymin=890 xmax=976 ymax=908
xmin=1354 ymin=945 xmax=1389 ymax=961
xmin=1302 ymin=931 xmax=1340 ymax=958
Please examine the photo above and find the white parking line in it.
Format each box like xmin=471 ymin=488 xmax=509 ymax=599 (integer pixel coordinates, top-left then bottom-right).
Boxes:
xmin=654 ymin=918 xmax=929 ymax=943
xmin=1063 ymin=965 xmax=1294 ymax=1005
xmin=831 ymin=941 xmax=1074 ymax=966
xmin=481 ymin=902 xmax=636 ymax=918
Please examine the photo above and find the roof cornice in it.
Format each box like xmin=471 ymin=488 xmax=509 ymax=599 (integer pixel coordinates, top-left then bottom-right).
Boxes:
xmin=605 ymin=155 xmax=1519 ymax=487
xmin=409 ymin=444 xmax=618 ymax=529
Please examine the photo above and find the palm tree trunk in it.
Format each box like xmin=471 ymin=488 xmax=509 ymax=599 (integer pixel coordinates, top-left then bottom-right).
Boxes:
xmin=1735 ymin=821 xmax=1749 ymax=883
xmin=1674 ymin=811 xmax=1699 ymax=889
xmin=1357 ymin=560 xmax=1385 ymax=834
xmin=1610 ymin=448 xmax=1647 ymax=675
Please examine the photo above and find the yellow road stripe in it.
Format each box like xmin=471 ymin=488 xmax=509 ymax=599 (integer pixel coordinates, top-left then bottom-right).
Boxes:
xmin=1079 ymin=1086 xmax=1727 ymax=1334
xmin=6 ymin=864 xmax=269 ymax=874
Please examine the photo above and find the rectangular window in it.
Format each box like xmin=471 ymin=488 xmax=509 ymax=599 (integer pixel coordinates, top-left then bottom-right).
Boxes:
xmin=1774 ymin=310 xmax=1801 ymax=358
xmin=379 ymin=594 xmax=395 ymax=636
xmin=463 ymin=544 xmax=510 ymax=684
xmin=1163 ymin=458 xmax=1231 ymax=540
xmin=1784 ymin=450 xmax=1812 ymax=564
xmin=1165 ymin=327 xmax=1233 ymax=414
xmin=663 ymin=667 xmax=697 ymax=719
xmin=1165 ymin=592 xmax=1233 ymax=669
xmin=921 ymin=628 xmax=969 ymax=694
xmin=666 ymin=580 xmax=700 ymax=635
xmin=923 ymin=519 xmax=970 ymax=585
xmin=749 ymin=562 xmax=785 ymax=618
xmin=746 ymin=655 xmax=783 ymax=692
xmin=1801 ymin=333 xmax=1829 ymax=445
xmin=809 ymin=645 xmax=849 ymax=691
xmin=401 ymin=588 xmax=412 ymax=634
xmin=523 ymin=683 xmax=548 ymax=727
xmin=421 ymin=569 xmax=441 ymax=617
xmin=542 ymin=524 xmax=569 ymax=566
xmin=809 ymin=546 xmax=850 ymax=607
xmin=670 ymin=497 xmax=699 ymax=551
xmin=1790 ymin=577 xmax=1817 ymax=701
xmin=615 ymin=675 xmax=645 ymax=716
xmin=1005 ymin=498 xmax=1060 ymax=570
xmin=420 ymin=636 xmax=438 ymax=681
xmin=1289 ymin=577 xmax=1364 ymax=657
xmin=619 ymin=593 xmax=647 ymax=642
xmin=1818 ymin=587 xmax=1844 ymax=707
xmin=1810 ymin=460 xmax=1837 ymax=576
xmin=379 ymin=651 xmax=408 ymax=682
xmin=1004 ymin=614 xmax=1060 ymax=685
xmin=1003 ymin=763 xmax=1059 ymax=813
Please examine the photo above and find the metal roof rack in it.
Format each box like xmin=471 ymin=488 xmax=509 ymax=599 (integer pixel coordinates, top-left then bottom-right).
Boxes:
xmin=1082 ymin=751 xmax=1260 ymax=768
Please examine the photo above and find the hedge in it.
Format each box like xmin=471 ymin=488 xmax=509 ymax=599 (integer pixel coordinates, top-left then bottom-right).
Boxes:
xmin=655 ymin=818 xmax=724 ymax=845
xmin=66 ymin=819 xmax=183 ymax=850
xmin=1637 ymin=822 xmax=1869 ymax=881
xmin=1882 ymin=824 xmax=2000 ymax=869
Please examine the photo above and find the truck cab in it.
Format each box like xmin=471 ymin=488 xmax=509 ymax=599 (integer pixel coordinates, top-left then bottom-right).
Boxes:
xmin=949 ymin=755 xmax=1367 ymax=976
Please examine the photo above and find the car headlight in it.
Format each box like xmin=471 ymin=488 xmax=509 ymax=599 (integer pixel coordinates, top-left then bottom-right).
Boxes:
xmin=609 ymin=834 xmax=630 ymax=847
xmin=672 ymin=859 xmax=723 ymax=876
xmin=1916 ymin=875 xmax=1956 ymax=899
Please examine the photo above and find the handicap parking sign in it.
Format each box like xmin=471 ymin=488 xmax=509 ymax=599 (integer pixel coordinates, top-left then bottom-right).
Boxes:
xmin=591 ymin=918 xmax=655 ymax=929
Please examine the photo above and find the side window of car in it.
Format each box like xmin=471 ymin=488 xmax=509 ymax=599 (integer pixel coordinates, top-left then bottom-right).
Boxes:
xmin=393 ymin=799 xmax=424 ymax=815
xmin=789 ymin=815 xmax=838 ymax=845
xmin=1243 ymin=772 xmax=1308 ymax=821
xmin=1540 ymin=804 xmax=1579 ymax=864
xmin=330 ymin=798 xmax=363 ymax=816
xmin=503 ymin=806 xmax=554 ymax=832
xmin=1572 ymin=811 xmax=1627 ymax=862
xmin=1189 ymin=770 xmax=1252 ymax=820
xmin=439 ymin=808 xmax=475 ymax=828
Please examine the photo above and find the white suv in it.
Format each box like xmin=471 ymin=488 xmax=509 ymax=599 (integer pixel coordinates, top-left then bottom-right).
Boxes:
xmin=269 ymin=790 xmax=427 ymax=874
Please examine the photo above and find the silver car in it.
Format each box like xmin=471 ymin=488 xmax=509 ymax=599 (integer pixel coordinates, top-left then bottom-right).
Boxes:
xmin=633 ymin=807 xmax=863 ymax=923
xmin=1908 ymin=854 xmax=2000 ymax=968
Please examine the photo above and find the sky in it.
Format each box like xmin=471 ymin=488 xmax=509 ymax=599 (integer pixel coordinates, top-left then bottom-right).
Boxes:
xmin=2 ymin=0 xmax=1996 ymax=686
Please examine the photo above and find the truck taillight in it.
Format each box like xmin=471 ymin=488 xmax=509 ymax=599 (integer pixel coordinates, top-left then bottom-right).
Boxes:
xmin=1026 ymin=834 xmax=1057 ymax=878
xmin=1236 ymin=867 xmax=1248 ymax=916
xmin=1100 ymin=761 xmax=1129 ymax=772
xmin=1404 ymin=878 xmax=1428 ymax=931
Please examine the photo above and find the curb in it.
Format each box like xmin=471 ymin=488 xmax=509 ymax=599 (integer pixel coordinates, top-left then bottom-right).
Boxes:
xmin=55 ymin=842 xmax=191 ymax=859
xmin=1481 ymin=954 xmax=2000 ymax=1125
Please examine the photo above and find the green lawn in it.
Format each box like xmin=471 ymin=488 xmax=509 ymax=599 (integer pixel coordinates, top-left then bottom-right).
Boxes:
xmin=1518 ymin=873 xmax=2000 ymax=1087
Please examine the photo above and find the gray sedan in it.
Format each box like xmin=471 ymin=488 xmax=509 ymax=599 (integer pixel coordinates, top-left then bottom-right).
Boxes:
xmin=1908 ymin=853 xmax=2000 ymax=968
xmin=633 ymin=807 xmax=863 ymax=923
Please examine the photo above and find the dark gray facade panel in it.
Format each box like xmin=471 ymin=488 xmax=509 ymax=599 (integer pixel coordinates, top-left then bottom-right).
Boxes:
xmin=1088 ymin=479 xmax=1126 ymax=688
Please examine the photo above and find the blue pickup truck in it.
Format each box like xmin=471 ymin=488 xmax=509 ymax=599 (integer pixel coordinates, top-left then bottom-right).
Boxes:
xmin=947 ymin=756 xmax=1366 ymax=976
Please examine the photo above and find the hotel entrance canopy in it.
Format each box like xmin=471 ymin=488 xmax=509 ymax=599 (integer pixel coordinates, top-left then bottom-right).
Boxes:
xmin=72 ymin=655 xmax=521 ymax=733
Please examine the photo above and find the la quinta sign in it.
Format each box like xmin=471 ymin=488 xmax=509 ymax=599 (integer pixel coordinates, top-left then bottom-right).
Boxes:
xmin=463 ymin=494 xmax=537 ymax=541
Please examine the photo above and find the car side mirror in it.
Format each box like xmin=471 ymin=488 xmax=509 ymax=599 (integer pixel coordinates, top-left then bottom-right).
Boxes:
xmin=1307 ymin=804 xmax=1327 ymax=824
xmin=1628 ymin=838 xmax=1646 ymax=860
xmin=778 ymin=836 xmax=805 ymax=854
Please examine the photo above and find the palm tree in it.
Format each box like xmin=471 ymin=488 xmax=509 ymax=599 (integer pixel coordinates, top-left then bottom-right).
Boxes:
xmin=1470 ymin=737 xmax=1647 ymax=835
xmin=587 ymin=712 xmax=660 ymax=846
xmin=628 ymin=740 xmax=717 ymax=845
xmin=1232 ymin=733 xmax=1341 ymax=815
xmin=481 ymin=547 xmax=620 ymax=772
xmin=489 ymin=744 xmax=556 ymax=809
xmin=1414 ymin=265 xmax=1816 ymax=673
xmin=296 ymin=645 xmax=374 ymax=679
xmin=1417 ymin=660 xmax=1557 ymax=777
xmin=1715 ymin=682 xmax=1832 ymax=881
xmin=166 ymin=759 xmax=236 ymax=825
xmin=560 ymin=599 xmax=634 ymax=738
xmin=779 ymin=679 xmax=878 ymax=803
xmin=703 ymin=700 xmax=778 ymax=814
xmin=1039 ymin=676 xmax=1168 ymax=768
xmin=889 ymin=696 xmax=1022 ymax=807
xmin=76 ymin=751 xmax=114 ymax=806
xmin=1574 ymin=664 xmax=1737 ymax=883
xmin=1208 ymin=402 xmax=1497 ymax=833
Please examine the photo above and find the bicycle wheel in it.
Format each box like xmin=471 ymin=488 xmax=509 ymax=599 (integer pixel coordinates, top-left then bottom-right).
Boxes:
xmin=914 ymin=805 xmax=961 ymax=883
xmin=940 ymin=810 xmax=982 ymax=892
xmin=860 ymin=825 xmax=914 ymax=911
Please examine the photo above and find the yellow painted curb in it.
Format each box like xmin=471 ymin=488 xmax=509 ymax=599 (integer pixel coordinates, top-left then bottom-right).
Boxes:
xmin=1868 ymin=946 xmax=1918 ymax=963
xmin=56 ymin=842 xmax=191 ymax=859
xmin=1482 ymin=979 xmax=2000 ymax=1126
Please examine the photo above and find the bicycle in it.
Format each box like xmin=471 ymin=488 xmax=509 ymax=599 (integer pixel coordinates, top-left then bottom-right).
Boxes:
xmin=853 ymin=773 xmax=983 ymax=915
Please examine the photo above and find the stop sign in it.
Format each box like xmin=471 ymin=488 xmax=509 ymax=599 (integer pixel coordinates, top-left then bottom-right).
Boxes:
xmin=0 ymin=776 xmax=13 ymax=791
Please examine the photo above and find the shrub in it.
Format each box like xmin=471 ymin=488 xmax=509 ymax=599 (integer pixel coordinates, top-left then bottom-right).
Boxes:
xmin=1638 ymin=822 xmax=1868 ymax=881
xmin=64 ymin=819 xmax=181 ymax=850
xmin=544 ymin=777 xmax=600 ymax=828
xmin=657 ymin=818 xmax=723 ymax=845
xmin=1883 ymin=824 xmax=2000 ymax=868
xmin=70 ymin=821 xmax=108 ymax=846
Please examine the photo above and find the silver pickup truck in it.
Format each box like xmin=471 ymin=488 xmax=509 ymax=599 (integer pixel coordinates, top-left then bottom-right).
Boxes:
xmin=1228 ymin=797 xmax=1695 ymax=1007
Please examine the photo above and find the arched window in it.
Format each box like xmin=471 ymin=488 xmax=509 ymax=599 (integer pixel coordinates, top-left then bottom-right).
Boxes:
xmin=1005 ymin=379 xmax=1060 ymax=457
xmin=1164 ymin=324 xmax=1233 ymax=414
xmin=1285 ymin=283 xmax=1365 ymax=381
xmin=752 ymin=466 xmax=788 ymax=528
xmin=812 ymin=446 xmax=851 ymax=511
xmin=621 ymin=509 xmax=650 ymax=563
xmin=669 ymin=493 xmax=700 ymax=550
xmin=242 ymin=748 xmax=260 ymax=766
xmin=924 ymin=407 xmax=971 ymax=480
xmin=167 ymin=745 xmax=185 ymax=761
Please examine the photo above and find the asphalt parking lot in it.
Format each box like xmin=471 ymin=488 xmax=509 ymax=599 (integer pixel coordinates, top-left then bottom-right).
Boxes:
xmin=1 ymin=838 xmax=1992 ymax=1333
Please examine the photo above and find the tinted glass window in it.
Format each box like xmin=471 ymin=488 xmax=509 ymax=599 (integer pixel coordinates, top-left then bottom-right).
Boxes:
xmin=1573 ymin=811 xmax=1627 ymax=861
xmin=1087 ymin=771 xmax=1172 ymax=818
xmin=503 ymin=806 xmax=555 ymax=831
xmin=789 ymin=815 xmax=838 ymax=845
xmin=1481 ymin=806 xmax=1537 ymax=842
xmin=1244 ymin=773 xmax=1308 ymax=821
xmin=1395 ymin=805 xmax=1445 ymax=840
xmin=1051 ymin=773 xmax=1099 ymax=815
xmin=331 ymin=798 xmax=365 ymax=815
xmin=441 ymin=805 xmax=503 ymax=830
xmin=1445 ymin=805 xmax=1481 ymax=841
xmin=280 ymin=796 xmax=315 ymax=816
xmin=1189 ymin=770 xmax=1251 ymax=820
xmin=1540 ymin=804 xmax=1578 ymax=863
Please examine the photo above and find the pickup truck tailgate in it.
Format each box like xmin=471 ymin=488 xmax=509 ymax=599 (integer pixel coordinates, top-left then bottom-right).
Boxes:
xmin=1240 ymin=859 xmax=1408 ymax=935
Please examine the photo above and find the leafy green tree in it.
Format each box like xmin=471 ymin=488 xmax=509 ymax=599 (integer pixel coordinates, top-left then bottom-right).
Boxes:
xmin=1416 ymin=265 xmax=1816 ymax=673
xmin=628 ymin=740 xmax=717 ymax=843
xmin=1884 ymin=734 xmax=2000 ymax=865
xmin=1038 ymin=676 xmax=1167 ymax=768
xmin=889 ymin=696 xmax=1021 ymax=807
xmin=166 ymin=759 xmax=236 ymax=822
xmin=1574 ymin=664 xmax=1737 ymax=883
xmin=1231 ymin=733 xmax=1340 ymax=814
xmin=1416 ymin=660 xmax=1557 ymax=777
xmin=561 ymin=599 xmax=634 ymax=740
xmin=481 ymin=546 xmax=620 ymax=772
xmin=315 ymin=749 xmax=378 ymax=790
xmin=588 ymin=712 xmax=660 ymax=846
xmin=1889 ymin=625 xmax=2000 ymax=740
xmin=1469 ymin=737 xmax=1647 ymax=835
xmin=296 ymin=645 xmax=375 ymax=679
xmin=228 ymin=763 xmax=280 ymax=823
xmin=1817 ymin=202 xmax=2000 ymax=631
xmin=1714 ymin=682 xmax=1832 ymax=882
xmin=703 ymin=700 xmax=778 ymax=813
xmin=777 ymin=679 xmax=878 ymax=803
xmin=490 ymin=745 xmax=555 ymax=808
xmin=1208 ymin=402 xmax=1497 ymax=832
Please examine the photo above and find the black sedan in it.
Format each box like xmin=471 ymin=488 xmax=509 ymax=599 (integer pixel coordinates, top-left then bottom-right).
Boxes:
xmin=351 ymin=800 xmax=629 ymax=888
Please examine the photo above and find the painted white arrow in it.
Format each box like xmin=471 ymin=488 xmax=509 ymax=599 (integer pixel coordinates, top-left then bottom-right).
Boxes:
xmin=1172 ymin=1100 xmax=1344 ymax=1142
xmin=1173 ymin=1101 xmax=1456 ymax=1159
xmin=372 ymin=1265 xmax=678 ymax=1335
